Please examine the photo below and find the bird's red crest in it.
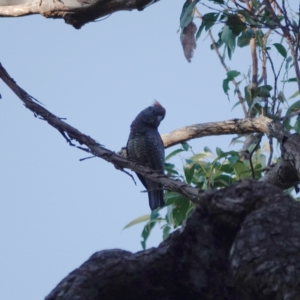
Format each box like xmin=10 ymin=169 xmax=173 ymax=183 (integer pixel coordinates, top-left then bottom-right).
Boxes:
xmin=153 ymin=100 xmax=166 ymax=116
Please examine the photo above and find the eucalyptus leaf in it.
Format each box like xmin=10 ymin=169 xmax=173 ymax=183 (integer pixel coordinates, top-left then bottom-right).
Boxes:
xmin=141 ymin=220 xmax=157 ymax=250
xmin=165 ymin=149 xmax=185 ymax=161
xmin=182 ymin=142 xmax=190 ymax=151
xmin=221 ymin=25 xmax=236 ymax=52
xmin=180 ymin=0 xmax=200 ymax=29
xmin=237 ymin=30 xmax=251 ymax=47
xmin=163 ymin=225 xmax=171 ymax=240
xmin=294 ymin=116 xmax=300 ymax=133
xmin=123 ymin=215 xmax=150 ymax=230
xmin=289 ymin=90 xmax=300 ymax=99
xmin=184 ymin=163 xmax=195 ymax=184
xmin=197 ymin=12 xmax=215 ymax=39
xmin=233 ymin=161 xmax=250 ymax=179
xmin=273 ymin=43 xmax=287 ymax=58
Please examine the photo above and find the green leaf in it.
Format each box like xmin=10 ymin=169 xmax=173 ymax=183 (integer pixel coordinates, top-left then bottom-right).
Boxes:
xmin=164 ymin=192 xmax=191 ymax=227
xmin=204 ymin=146 xmax=213 ymax=154
xmin=273 ymin=43 xmax=287 ymax=58
xmin=164 ymin=162 xmax=179 ymax=176
xmin=228 ymin=155 xmax=239 ymax=166
xmin=196 ymin=22 xmax=205 ymax=40
xmin=285 ymin=100 xmax=300 ymax=118
xmin=196 ymin=13 xmax=220 ymax=40
xmin=219 ymin=163 xmax=234 ymax=174
xmin=213 ymin=174 xmax=233 ymax=187
xmin=222 ymin=70 xmax=240 ymax=95
xmin=285 ymin=56 xmax=293 ymax=70
xmin=237 ymin=10 xmax=257 ymax=26
xmin=208 ymin=0 xmax=224 ymax=3
xmin=162 ymin=225 xmax=171 ymax=240
xmin=289 ymin=90 xmax=300 ymax=99
xmin=202 ymin=12 xmax=219 ymax=29
xmin=150 ymin=210 xmax=160 ymax=220
xmin=180 ymin=0 xmax=200 ymax=29
xmin=255 ymin=85 xmax=272 ymax=98
xmin=181 ymin=142 xmax=190 ymax=151
xmin=283 ymin=77 xmax=297 ymax=83
xmin=295 ymin=116 xmax=300 ymax=133
xmin=190 ymin=152 xmax=213 ymax=161
xmin=233 ymin=161 xmax=250 ymax=179
xmin=172 ymin=198 xmax=190 ymax=227
xmin=165 ymin=148 xmax=185 ymax=161
xmin=164 ymin=192 xmax=183 ymax=206
xmin=216 ymin=147 xmax=224 ymax=158
xmin=283 ymin=118 xmax=291 ymax=130
xmin=226 ymin=14 xmax=246 ymax=36
xmin=237 ymin=30 xmax=251 ymax=47
xmin=184 ymin=162 xmax=195 ymax=184
xmin=141 ymin=220 xmax=157 ymax=250
xmin=123 ymin=214 xmax=150 ymax=230
xmin=221 ymin=25 xmax=236 ymax=52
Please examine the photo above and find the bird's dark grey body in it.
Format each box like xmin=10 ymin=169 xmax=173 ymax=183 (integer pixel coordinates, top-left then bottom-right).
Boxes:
xmin=127 ymin=101 xmax=166 ymax=210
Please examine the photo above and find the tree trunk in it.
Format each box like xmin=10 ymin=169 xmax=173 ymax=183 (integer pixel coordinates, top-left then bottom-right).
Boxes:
xmin=45 ymin=180 xmax=300 ymax=300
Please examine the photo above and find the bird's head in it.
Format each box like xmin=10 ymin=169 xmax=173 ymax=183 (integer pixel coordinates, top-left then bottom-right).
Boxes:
xmin=141 ymin=100 xmax=166 ymax=128
xmin=130 ymin=100 xmax=166 ymax=131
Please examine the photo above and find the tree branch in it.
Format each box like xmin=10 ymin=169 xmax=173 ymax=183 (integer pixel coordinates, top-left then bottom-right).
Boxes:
xmin=0 ymin=62 xmax=202 ymax=202
xmin=0 ymin=0 xmax=160 ymax=29
xmin=45 ymin=180 xmax=300 ymax=299
xmin=0 ymin=62 xmax=298 ymax=194
xmin=161 ymin=116 xmax=272 ymax=148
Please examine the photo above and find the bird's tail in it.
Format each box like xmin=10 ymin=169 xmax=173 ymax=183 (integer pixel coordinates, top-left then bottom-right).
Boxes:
xmin=148 ymin=182 xmax=164 ymax=211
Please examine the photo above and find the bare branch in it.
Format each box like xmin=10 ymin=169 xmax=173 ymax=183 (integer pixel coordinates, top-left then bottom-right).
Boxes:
xmin=0 ymin=63 xmax=202 ymax=202
xmin=250 ymin=34 xmax=258 ymax=91
xmin=249 ymin=133 xmax=263 ymax=179
xmin=0 ymin=62 xmax=298 ymax=193
xmin=162 ymin=116 xmax=272 ymax=148
xmin=0 ymin=0 xmax=159 ymax=29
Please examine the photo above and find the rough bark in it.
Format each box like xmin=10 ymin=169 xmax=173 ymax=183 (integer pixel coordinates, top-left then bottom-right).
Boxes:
xmin=0 ymin=0 xmax=159 ymax=29
xmin=45 ymin=180 xmax=300 ymax=300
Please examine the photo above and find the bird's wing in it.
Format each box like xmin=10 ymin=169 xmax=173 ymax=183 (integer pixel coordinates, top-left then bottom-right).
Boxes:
xmin=145 ymin=129 xmax=165 ymax=172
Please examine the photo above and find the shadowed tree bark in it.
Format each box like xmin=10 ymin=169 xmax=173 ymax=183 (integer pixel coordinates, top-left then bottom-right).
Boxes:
xmin=45 ymin=180 xmax=300 ymax=300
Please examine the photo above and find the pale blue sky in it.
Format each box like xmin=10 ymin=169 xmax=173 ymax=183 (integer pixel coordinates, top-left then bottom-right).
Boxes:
xmin=0 ymin=1 xmax=295 ymax=299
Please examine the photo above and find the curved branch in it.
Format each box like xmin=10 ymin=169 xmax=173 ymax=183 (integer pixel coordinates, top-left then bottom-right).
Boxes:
xmin=0 ymin=62 xmax=202 ymax=202
xmin=161 ymin=116 xmax=272 ymax=148
xmin=0 ymin=0 xmax=159 ymax=29
xmin=0 ymin=62 xmax=298 ymax=193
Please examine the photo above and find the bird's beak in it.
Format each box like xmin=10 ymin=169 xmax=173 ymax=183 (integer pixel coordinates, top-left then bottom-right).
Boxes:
xmin=157 ymin=115 xmax=163 ymax=123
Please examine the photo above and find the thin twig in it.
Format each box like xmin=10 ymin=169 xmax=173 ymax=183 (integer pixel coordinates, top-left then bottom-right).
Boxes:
xmin=265 ymin=49 xmax=279 ymax=115
xmin=249 ymin=133 xmax=263 ymax=179
xmin=280 ymin=109 xmax=300 ymax=120
xmin=209 ymin=31 xmax=248 ymax=116
xmin=194 ymin=8 xmax=248 ymax=117
xmin=268 ymin=136 xmax=273 ymax=166
xmin=79 ymin=156 xmax=96 ymax=161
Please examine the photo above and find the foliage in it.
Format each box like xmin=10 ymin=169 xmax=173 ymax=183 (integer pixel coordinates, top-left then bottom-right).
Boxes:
xmin=125 ymin=0 xmax=300 ymax=249
xmin=125 ymin=141 xmax=270 ymax=249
